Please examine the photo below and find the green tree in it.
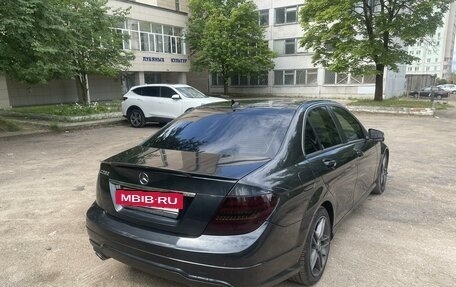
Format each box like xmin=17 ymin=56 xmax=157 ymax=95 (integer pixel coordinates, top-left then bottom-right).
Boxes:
xmin=187 ymin=0 xmax=275 ymax=94
xmin=299 ymin=0 xmax=452 ymax=101
xmin=435 ymin=77 xmax=448 ymax=85
xmin=0 ymin=0 xmax=72 ymax=83
xmin=62 ymin=0 xmax=134 ymax=104
xmin=0 ymin=0 xmax=133 ymax=104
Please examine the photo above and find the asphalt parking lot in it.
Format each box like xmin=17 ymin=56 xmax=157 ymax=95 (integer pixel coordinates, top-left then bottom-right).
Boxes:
xmin=0 ymin=109 xmax=455 ymax=287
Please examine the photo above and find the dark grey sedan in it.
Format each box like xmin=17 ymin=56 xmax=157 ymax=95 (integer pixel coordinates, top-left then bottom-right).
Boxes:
xmin=409 ymin=86 xmax=449 ymax=99
xmin=86 ymin=100 xmax=389 ymax=286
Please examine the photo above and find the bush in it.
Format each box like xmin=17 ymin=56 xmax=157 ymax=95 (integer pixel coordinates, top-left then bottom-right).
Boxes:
xmin=0 ymin=117 xmax=22 ymax=132
xmin=12 ymin=102 xmax=120 ymax=117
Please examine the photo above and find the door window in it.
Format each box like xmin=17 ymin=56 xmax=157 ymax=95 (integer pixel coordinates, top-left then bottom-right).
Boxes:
xmin=141 ymin=87 xmax=160 ymax=97
xmin=307 ymin=107 xmax=342 ymax=149
xmin=161 ymin=87 xmax=176 ymax=98
xmin=331 ymin=107 xmax=365 ymax=141
xmin=303 ymin=119 xmax=321 ymax=155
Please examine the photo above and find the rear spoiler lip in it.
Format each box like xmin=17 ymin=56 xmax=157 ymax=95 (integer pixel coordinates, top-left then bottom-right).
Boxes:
xmin=104 ymin=161 xmax=240 ymax=183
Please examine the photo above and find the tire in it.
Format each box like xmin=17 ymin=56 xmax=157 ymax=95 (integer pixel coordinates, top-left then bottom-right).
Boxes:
xmin=128 ymin=108 xmax=145 ymax=128
xmin=372 ymin=153 xmax=388 ymax=194
xmin=290 ymin=207 xmax=331 ymax=286
xmin=436 ymin=95 xmax=442 ymax=100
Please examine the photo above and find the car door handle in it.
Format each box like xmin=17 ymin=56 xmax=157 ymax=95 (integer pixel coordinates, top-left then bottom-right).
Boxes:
xmin=355 ymin=149 xmax=364 ymax=157
xmin=322 ymin=159 xmax=337 ymax=169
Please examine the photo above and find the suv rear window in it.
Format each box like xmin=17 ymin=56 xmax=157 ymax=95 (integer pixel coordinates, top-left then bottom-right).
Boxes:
xmin=144 ymin=108 xmax=295 ymax=158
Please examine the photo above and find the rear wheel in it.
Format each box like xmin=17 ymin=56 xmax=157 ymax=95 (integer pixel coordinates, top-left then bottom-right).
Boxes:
xmin=128 ymin=109 xmax=145 ymax=128
xmin=290 ymin=207 xmax=331 ymax=286
xmin=436 ymin=95 xmax=442 ymax=100
xmin=372 ymin=153 xmax=388 ymax=194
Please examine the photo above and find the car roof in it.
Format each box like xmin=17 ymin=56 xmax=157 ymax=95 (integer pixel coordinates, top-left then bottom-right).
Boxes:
xmin=130 ymin=84 xmax=191 ymax=90
xmin=201 ymin=99 xmax=340 ymax=110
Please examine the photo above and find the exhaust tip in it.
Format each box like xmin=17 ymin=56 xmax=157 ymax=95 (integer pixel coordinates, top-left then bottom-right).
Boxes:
xmin=94 ymin=249 xmax=110 ymax=261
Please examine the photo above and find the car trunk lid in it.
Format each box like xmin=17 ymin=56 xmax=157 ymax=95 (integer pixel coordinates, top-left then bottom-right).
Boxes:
xmin=96 ymin=147 xmax=269 ymax=236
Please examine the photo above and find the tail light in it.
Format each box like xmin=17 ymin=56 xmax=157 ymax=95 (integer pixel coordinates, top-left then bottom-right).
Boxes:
xmin=204 ymin=185 xmax=278 ymax=235
xmin=121 ymin=96 xmax=128 ymax=101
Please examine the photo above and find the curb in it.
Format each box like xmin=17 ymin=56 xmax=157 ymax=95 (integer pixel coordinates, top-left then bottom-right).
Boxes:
xmin=0 ymin=111 xmax=122 ymax=122
xmin=347 ymin=106 xmax=434 ymax=116
xmin=0 ymin=118 xmax=126 ymax=139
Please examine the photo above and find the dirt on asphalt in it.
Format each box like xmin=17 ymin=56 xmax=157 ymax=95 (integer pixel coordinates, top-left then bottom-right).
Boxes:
xmin=0 ymin=109 xmax=455 ymax=287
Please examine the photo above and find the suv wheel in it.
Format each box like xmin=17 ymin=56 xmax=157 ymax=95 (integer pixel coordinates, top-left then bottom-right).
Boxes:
xmin=128 ymin=109 xmax=145 ymax=128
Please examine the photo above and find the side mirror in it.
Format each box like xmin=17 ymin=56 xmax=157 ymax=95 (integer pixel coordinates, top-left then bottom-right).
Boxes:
xmin=171 ymin=94 xmax=181 ymax=100
xmin=368 ymin=128 xmax=384 ymax=142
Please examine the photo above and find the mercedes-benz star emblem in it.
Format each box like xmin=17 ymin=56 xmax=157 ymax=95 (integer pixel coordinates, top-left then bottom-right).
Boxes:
xmin=139 ymin=172 xmax=149 ymax=185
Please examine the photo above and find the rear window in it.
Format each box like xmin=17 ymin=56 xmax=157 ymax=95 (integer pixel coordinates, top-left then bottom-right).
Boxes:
xmin=143 ymin=108 xmax=295 ymax=158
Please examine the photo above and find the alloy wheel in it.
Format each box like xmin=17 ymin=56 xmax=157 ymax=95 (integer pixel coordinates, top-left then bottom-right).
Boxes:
xmin=310 ymin=216 xmax=331 ymax=277
xmin=129 ymin=110 xmax=144 ymax=127
xmin=379 ymin=156 xmax=388 ymax=191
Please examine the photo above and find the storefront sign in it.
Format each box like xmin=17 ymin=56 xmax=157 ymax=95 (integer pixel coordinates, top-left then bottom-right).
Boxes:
xmin=171 ymin=58 xmax=188 ymax=63
xmin=143 ymin=57 xmax=165 ymax=62
xmin=142 ymin=57 xmax=188 ymax=63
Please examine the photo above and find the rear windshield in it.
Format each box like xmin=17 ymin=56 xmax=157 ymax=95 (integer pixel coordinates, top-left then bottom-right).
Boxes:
xmin=143 ymin=108 xmax=295 ymax=158
xmin=175 ymin=87 xmax=207 ymax=98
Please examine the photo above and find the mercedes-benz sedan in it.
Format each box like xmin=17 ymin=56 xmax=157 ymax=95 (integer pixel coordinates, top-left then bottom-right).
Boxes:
xmin=86 ymin=100 xmax=389 ymax=286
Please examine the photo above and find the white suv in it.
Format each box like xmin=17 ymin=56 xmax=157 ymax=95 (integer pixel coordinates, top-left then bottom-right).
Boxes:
xmin=121 ymin=84 xmax=226 ymax=127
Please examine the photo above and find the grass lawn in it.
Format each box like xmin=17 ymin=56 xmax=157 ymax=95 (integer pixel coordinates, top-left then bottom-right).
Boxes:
xmin=11 ymin=102 xmax=121 ymax=117
xmin=0 ymin=117 xmax=22 ymax=132
xmin=348 ymin=97 xmax=452 ymax=110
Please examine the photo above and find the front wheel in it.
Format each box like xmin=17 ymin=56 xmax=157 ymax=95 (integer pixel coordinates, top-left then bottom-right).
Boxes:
xmin=290 ymin=207 xmax=331 ymax=286
xmin=372 ymin=153 xmax=388 ymax=194
xmin=128 ymin=109 xmax=145 ymax=128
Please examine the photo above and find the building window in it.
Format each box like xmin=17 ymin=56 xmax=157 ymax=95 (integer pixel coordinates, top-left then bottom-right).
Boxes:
xmin=211 ymin=73 xmax=224 ymax=86
xmin=275 ymin=6 xmax=299 ymax=24
xmin=285 ymin=39 xmax=295 ymax=54
xmin=258 ymin=9 xmax=269 ymax=26
xmin=324 ymin=70 xmax=374 ymax=84
xmin=145 ymin=72 xmax=161 ymax=84
xmin=364 ymin=75 xmax=375 ymax=83
xmin=175 ymin=0 xmax=180 ymax=11
xmin=273 ymin=38 xmax=306 ymax=55
xmin=274 ymin=69 xmax=317 ymax=85
xmin=213 ymin=72 xmax=268 ymax=86
xmin=350 ymin=74 xmax=363 ymax=84
xmin=117 ymin=19 xmax=186 ymax=55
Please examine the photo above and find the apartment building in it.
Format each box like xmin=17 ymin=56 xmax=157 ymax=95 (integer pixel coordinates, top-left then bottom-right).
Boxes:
xmin=406 ymin=2 xmax=456 ymax=80
xmin=0 ymin=0 xmax=189 ymax=107
xmin=208 ymin=0 xmax=405 ymax=99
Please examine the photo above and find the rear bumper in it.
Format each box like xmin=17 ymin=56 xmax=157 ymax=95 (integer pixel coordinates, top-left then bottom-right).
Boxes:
xmin=86 ymin=203 xmax=303 ymax=287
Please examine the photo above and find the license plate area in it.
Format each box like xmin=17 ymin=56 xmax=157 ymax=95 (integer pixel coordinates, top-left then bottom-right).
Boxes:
xmin=109 ymin=181 xmax=191 ymax=219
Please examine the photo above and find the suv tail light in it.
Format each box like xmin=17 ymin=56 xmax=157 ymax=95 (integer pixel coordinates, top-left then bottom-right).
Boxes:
xmin=204 ymin=185 xmax=278 ymax=235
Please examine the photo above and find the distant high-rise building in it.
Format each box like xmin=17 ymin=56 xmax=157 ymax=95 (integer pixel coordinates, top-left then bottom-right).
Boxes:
xmin=406 ymin=2 xmax=456 ymax=80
